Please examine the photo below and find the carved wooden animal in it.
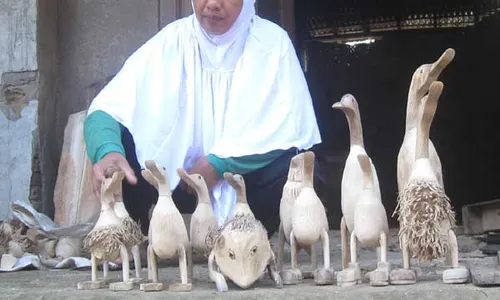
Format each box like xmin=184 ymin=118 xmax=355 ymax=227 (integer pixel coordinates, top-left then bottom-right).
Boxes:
xmin=110 ymin=170 xmax=145 ymax=282
xmin=397 ymin=48 xmax=455 ymax=194
xmin=207 ymin=214 xmax=282 ymax=292
xmin=277 ymin=153 xmax=306 ymax=274
xmin=140 ymin=160 xmax=192 ymax=292
xmin=391 ymin=81 xmax=468 ymax=285
xmin=177 ymin=168 xmax=217 ymax=258
xmin=223 ymin=172 xmax=254 ymax=217
xmin=289 ymin=151 xmax=333 ymax=285
xmin=332 ymin=94 xmax=390 ymax=286
xmin=78 ymin=171 xmax=131 ymax=290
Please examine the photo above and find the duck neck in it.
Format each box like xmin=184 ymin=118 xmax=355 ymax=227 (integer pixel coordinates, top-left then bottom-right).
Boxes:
xmin=344 ymin=108 xmax=364 ymax=148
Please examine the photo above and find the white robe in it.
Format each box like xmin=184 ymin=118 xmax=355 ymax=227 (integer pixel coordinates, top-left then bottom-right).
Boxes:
xmin=87 ymin=12 xmax=322 ymax=226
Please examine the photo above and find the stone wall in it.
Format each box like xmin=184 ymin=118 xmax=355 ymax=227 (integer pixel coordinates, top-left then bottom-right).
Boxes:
xmin=0 ymin=0 xmax=39 ymax=220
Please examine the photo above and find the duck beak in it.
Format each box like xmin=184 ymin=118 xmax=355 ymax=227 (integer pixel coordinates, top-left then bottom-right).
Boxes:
xmin=332 ymin=102 xmax=343 ymax=109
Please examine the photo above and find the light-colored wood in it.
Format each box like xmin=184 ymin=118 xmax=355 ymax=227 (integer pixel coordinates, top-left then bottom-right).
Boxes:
xmin=208 ymin=214 xmax=282 ymax=292
xmin=79 ymin=172 xmax=131 ymax=289
xmin=223 ymin=172 xmax=254 ymax=217
xmin=332 ymin=94 xmax=390 ymax=287
xmin=53 ymin=110 xmax=100 ymax=227
xmin=392 ymin=80 xmax=468 ymax=285
xmin=397 ymin=48 xmax=455 ymax=194
xmin=142 ymin=160 xmax=192 ymax=292
xmin=277 ymin=153 xmax=304 ymax=272
xmin=289 ymin=151 xmax=332 ymax=286
xmin=110 ymin=170 xmax=145 ymax=282
xmin=177 ymin=168 xmax=217 ymax=263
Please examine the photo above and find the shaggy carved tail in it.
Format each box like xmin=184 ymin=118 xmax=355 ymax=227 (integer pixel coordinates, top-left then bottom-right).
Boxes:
xmin=396 ymin=80 xmax=456 ymax=261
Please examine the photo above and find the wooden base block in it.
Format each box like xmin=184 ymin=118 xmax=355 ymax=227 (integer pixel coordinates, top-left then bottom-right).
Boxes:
xmin=389 ymin=268 xmax=417 ymax=285
xmin=109 ymin=281 xmax=134 ymax=291
xmin=167 ymin=282 xmax=193 ymax=292
xmin=77 ymin=280 xmax=107 ymax=290
xmin=314 ymin=268 xmax=335 ymax=286
xmin=140 ymin=282 xmax=164 ymax=292
xmin=280 ymin=268 xmax=303 ymax=285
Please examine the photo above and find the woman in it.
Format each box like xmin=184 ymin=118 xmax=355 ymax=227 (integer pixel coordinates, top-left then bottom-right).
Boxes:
xmin=84 ymin=0 xmax=323 ymax=237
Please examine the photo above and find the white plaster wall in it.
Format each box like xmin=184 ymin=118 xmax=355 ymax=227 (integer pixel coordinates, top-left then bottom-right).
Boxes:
xmin=0 ymin=0 xmax=38 ymax=221
xmin=0 ymin=0 xmax=37 ymax=74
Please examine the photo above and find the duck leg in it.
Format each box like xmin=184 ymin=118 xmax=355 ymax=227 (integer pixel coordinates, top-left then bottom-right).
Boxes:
xmin=139 ymin=245 xmax=164 ymax=292
xmin=131 ymin=244 xmax=142 ymax=280
xmin=389 ymin=236 xmax=416 ymax=285
xmin=340 ymin=217 xmax=349 ymax=270
xmin=313 ymin=229 xmax=334 ymax=286
xmin=442 ymin=229 xmax=469 ymax=284
xmin=280 ymin=230 xmax=302 ymax=285
xmin=109 ymin=245 xmax=134 ymax=291
xmin=167 ymin=243 xmax=193 ymax=292
xmin=209 ymin=251 xmax=228 ymax=292
xmin=369 ymin=231 xmax=391 ymax=287
xmin=337 ymin=231 xmax=361 ymax=287
xmin=277 ymin=223 xmax=285 ymax=271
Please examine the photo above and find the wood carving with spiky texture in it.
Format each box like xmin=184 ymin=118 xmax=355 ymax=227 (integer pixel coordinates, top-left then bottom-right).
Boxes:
xmin=80 ymin=171 xmax=132 ymax=288
xmin=391 ymin=81 xmax=468 ymax=285
xmin=206 ymin=213 xmax=282 ymax=292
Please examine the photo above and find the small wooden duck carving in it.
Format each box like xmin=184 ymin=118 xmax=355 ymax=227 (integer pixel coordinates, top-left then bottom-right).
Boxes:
xmin=78 ymin=171 xmax=131 ymax=290
xmin=177 ymin=168 xmax=217 ymax=259
xmin=391 ymin=81 xmax=469 ymax=285
xmin=332 ymin=94 xmax=390 ymax=287
xmin=223 ymin=172 xmax=254 ymax=217
xmin=289 ymin=151 xmax=333 ymax=285
xmin=110 ymin=170 xmax=146 ymax=284
xmin=140 ymin=160 xmax=193 ymax=292
xmin=276 ymin=153 xmax=307 ymax=279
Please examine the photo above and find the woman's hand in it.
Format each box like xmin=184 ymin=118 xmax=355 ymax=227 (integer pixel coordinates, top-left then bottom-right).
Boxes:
xmin=180 ymin=156 xmax=219 ymax=195
xmin=92 ymin=152 xmax=137 ymax=198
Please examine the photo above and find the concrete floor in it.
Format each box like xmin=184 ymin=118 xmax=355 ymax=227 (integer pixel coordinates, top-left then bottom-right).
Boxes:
xmin=1 ymin=229 xmax=499 ymax=300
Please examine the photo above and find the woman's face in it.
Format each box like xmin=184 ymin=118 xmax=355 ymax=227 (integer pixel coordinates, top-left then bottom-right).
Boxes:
xmin=193 ymin=0 xmax=243 ymax=35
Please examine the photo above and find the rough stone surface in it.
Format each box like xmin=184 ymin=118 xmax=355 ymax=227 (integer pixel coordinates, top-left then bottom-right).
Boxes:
xmin=0 ymin=0 xmax=38 ymax=76
xmin=0 ymin=100 xmax=38 ymax=221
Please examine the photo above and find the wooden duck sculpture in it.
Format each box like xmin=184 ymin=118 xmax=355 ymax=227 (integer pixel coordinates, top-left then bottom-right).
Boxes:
xmin=140 ymin=160 xmax=193 ymax=292
xmin=397 ymin=48 xmax=455 ymax=195
xmin=276 ymin=153 xmax=307 ymax=279
xmin=391 ymin=81 xmax=469 ymax=285
xmin=223 ymin=172 xmax=254 ymax=217
xmin=177 ymin=168 xmax=217 ymax=259
xmin=110 ymin=170 xmax=146 ymax=284
xmin=78 ymin=171 xmax=131 ymax=290
xmin=332 ymin=94 xmax=390 ymax=287
xmin=289 ymin=151 xmax=333 ymax=285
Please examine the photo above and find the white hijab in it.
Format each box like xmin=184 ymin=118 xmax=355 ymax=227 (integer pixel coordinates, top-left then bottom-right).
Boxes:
xmin=87 ymin=0 xmax=322 ymax=225
xmin=191 ymin=0 xmax=256 ymax=69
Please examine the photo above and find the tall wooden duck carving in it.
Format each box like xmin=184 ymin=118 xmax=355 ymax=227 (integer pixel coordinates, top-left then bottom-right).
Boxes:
xmin=177 ymin=168 xmax=217 ymax=259
xmin=397 ymin=48 xmax=455 ymax=195
xmin=289 ymin=151 xmax=333 ymax=285
xmin=277 ymin=153 xmax=310 ymax=284
xmin=332 ymin=94 xmax=390 ymax=287
xmin=392 ymin=81 xmax=469 ymax=285
xmin=140 ymin=160 xmax=193 ymax=292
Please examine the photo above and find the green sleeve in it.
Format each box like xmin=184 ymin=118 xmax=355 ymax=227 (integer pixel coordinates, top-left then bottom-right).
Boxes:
xmin=206 ymin=149 xmax=284 ymax=178
xmin=83 ymin=110 xmax=125 ymax=164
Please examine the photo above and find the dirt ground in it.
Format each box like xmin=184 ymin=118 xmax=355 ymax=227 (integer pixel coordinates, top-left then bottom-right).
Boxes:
xmin=1 ymin=229 xmax=499 ymax=300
